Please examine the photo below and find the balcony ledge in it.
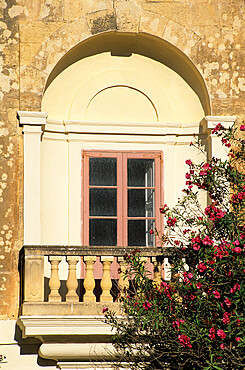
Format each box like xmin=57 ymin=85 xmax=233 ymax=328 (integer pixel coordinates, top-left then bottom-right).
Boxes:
xmin=17 ymin=311 xmax=122 ymax=364
xmin=17 ymin=314 xmax=118 ymax=339
xmin=19 ymin=302 xmax=122 ymax=317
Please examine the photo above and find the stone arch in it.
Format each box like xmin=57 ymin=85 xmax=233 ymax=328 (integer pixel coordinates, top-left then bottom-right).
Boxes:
xmin=40 ymin=31 xmax=210 ymax=123
xmin=22 ymin=8 xmax=211 ymax=114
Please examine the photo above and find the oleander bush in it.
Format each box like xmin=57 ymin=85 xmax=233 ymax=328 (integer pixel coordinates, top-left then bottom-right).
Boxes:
xmin=104 ymin=122 xmax=245 ymax=370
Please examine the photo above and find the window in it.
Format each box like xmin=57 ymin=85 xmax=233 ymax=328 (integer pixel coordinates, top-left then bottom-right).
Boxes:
xmin=82 ymin=151 xmax=162 ymax=247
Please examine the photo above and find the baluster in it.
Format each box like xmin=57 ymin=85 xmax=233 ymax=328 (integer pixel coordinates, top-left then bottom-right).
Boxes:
xmin=66 ymin=256 xmax=80 ymax=302
xmin=152 ymin=256 xmax=162 ymax=288
xmin=100 ymin=257 xmax=114 ymax=302
xmin=48 ymin=256 xmax=62 ymax=302
xmin=83 ymin=256 xmax=96 ymax=302
xmin=118 ymin=257 xmax=129 ymax=297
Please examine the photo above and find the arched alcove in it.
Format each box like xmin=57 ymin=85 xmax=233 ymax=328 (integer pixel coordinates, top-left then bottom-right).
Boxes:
xmin=42 ymin=31 xmax=210 ymax=123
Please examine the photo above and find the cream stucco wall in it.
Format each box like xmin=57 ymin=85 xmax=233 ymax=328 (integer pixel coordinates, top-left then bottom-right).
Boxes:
xmin=0 ymin=321 xmax=56 ymax=370
xmin=42 ymin=52 xmax=205 ymax=123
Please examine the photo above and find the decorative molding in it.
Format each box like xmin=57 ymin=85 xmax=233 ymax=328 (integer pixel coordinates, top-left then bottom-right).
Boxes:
xmin=17 ymin=111 xmax=48 ymax=125
xmin=17 ymin=315 xmax=117 ymax=338
xmin=39 ymin=343 xmax=117 ymax=361
xmin=205 ymin=115 xmax=236 ymax=130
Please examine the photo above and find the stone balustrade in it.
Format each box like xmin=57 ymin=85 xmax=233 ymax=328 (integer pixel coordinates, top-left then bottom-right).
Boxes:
xmin=19 ymin=246 xmax=174 ymax=308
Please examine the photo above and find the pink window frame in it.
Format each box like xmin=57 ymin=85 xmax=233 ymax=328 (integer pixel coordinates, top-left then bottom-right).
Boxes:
xmin=81 ymin=150 xmax=163 ymax=247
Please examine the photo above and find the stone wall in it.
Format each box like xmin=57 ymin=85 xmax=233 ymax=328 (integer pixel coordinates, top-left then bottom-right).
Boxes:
xmin=0 ymin=0 xmax=244 ymax=318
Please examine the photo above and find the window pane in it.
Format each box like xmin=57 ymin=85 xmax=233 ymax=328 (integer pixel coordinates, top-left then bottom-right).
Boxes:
xmin=89 ymin=158 xmax=117 ymax=186
xmin=128 ymin=159 xmax=154 ymax=187
xmin=128 ymin=220 xmax=155 ymax=247
xmin=89 ymin=219 xmax=117 ymax=246
xmin=128 ymin=189 xmax=155 ymax=217
xmin=90 ymin=189 xmax=117 ymax=216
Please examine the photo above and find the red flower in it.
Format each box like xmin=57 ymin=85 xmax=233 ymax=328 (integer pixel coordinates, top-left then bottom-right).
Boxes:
xmin=236 ymin=337 xmax=241 ymax=342
xmin=222 ymin=312 xmax=231 ymax=324
xmin=178 ymin=334 xmax=192 ymax=348
xmin=209 ymin=326 xmax=216 ymax=340
xmin=197 ymin=262 xmax=207 ymax=273
xmin=159 ymin=204 xmax=168 ymax=213
xmin=213 ymin=290 xmax=221 ymax=299
xmin=185 ymin=159 xmax=193 ymax=166
xmin=205 ymin=204 xmax=226 ymax=221
xmin=167 ymin=217 xmax=177 ymax=227
xmin=102 ymin=307 xmax=108 ymax=313
xmin=224 ymin=298 xmax=232 ymax=307
xmin=240 ymin=124 xmax=245 ymax=131
xmin=217 ymin=329 xmax=226 ymax=339
xmin=149 ymin=229 xmax=154 ymax=235
xmin=142 ymin=301 xmax=153 ymax=310
xmin=211 ymin=123 xmax=224 ymax=134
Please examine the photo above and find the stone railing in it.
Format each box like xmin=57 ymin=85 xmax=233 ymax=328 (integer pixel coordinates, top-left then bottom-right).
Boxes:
xmin=19 ymin=246 xmax=174 ymax=315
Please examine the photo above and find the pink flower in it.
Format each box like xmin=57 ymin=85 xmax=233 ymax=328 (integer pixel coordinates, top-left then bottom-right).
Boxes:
xmin=197 ymin=262 xmax=207 ymax=273
xmin=102 ymin=307 xmax=108 ymax=313
xmin=220 ymin=344 xmax=225 ymax=350
xmin=224 ymin=298 xmax=232 ymax=307
xmin=213 ymin=290 xmax=221 ymax=299
xmin=212 ymin=123 xmax=224 ymax=134
xmin=185 ymin=159 xmax=192 ymax=166
xmin=233 ymin=246 xmax=242 ymax=253
xmin=202 ymin=235 xmax=214 ymax=246
xmin=230 ymin=283 xmax=240 ymax=293
xmin=222 ymin=138 xmax=231 ymax=148
xmin=193 ymin=244 xmax=200 ymax=251
xmin=167 ymin=217 xmax=177 ymax=227
xmin=236 ymin=337 xmax=241 ymax=342
xmin=159 ymin=204 xmax=168 ymax=213
xmin=188 ymin=273 xmax=193 ymax=279
xmin=202 ymin=163 xmax=211 ymax=170
xmin=217 ymin=329 xmax=226 ymax=339
xmin=172 ymin=319 xmax=185 ymax=331
xmin=222 ymin=312 xmax=231 ymax=324
xmin=142 ymin=301 xmax=153 ymax=310
xmin=205 ymin=204 xmax=226 ymax=221
xmin=240 ymin=124 xmax=245 ymax=131
xmin=209 ymin=326 xmax=216 ymax=340
xmin=196 ymin=283 xmax=202 ymax=289
xmin=178 ymin=334 xmax=192 ymax=348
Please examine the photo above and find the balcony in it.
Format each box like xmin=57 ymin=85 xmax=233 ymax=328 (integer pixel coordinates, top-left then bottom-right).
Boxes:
xmin=17 ymin=246 xmax=173 ymax=368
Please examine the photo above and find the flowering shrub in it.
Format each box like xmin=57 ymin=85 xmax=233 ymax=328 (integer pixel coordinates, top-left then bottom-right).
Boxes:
xmin=104 ymin=123 xmax=245 ymax=369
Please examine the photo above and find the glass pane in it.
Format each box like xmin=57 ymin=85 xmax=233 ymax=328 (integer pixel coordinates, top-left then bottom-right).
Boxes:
xmin=128 ymin=220 xmax=155 ymax=247
xmin=90 ymin=189 xmax=117 ymax=216
xmin=89 ymin=158 xmax=117 ymax=186
xmin=128 ymin=189 xmax=155 ymax=217
xmin=128 ymin=159 xmax=154 ymax=187
xmin=89 ymin=219 xmax=117 ymax=246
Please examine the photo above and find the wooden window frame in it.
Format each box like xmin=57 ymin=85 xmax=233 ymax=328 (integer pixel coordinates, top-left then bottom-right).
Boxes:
xmin=82 ymin=150 xmax=163 ymax=247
